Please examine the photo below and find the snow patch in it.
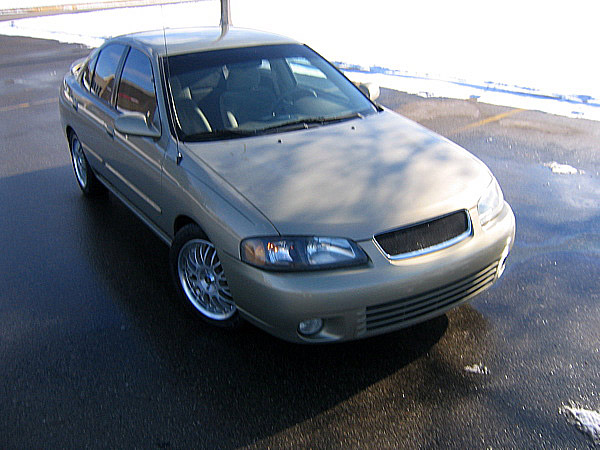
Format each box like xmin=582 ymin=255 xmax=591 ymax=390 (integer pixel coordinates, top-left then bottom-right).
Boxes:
xmin=464 ymin=364 xmax=489 ymax=375
xmin=561 ymin=405 xmax=600 ymax=444
xmin=544 ymin=162 xmax=584 ymax=175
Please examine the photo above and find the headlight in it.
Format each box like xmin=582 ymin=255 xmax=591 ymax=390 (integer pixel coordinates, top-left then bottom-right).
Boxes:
xmin=478 ymin=177 xmax=504 ymax=226
xmin=241 ymin=236 xmax=368 ymax=271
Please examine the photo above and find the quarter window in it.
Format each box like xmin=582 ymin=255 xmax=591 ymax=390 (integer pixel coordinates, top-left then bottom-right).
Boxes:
xmin=90 ymin=44 xmax=126 ymax=104
xmin=117 ymin=48 xmax=158 ymax=126
xmin=81 ymin=52 xmax=98 ymax=91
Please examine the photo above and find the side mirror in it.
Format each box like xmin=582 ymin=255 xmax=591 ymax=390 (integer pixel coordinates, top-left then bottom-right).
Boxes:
xmin=358 ymin=82 xmax=380 ymax=102
xmin=115 ymin=113 xmax=161 ymax=139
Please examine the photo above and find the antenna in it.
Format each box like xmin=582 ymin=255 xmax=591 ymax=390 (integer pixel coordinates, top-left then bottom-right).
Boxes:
xmin=160 ymin=4 xmax=183 ymax=164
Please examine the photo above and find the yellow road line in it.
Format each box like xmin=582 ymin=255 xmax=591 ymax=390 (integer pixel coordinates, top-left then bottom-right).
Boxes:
xmin=0 ymin=97 xmax=55 ymax=113
xmin=452 ymin=108 xmax=526 ymax=134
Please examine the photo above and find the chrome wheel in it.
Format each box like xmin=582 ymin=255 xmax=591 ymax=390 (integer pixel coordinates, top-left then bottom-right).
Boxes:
xmin=177 ymin=239 xmax=236 ymax=320
xmin=71 ymin=135 xmax=88 ymax=189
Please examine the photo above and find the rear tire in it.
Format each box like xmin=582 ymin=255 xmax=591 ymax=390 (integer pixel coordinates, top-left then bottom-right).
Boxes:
xmin=69 ymin=132 xmax=105 ymax=196
xmin=169 ymin=224 xmax=241 ymax=328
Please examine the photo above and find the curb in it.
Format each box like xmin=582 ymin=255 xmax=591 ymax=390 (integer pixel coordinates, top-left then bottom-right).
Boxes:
xmin=0 ymin=0 xmax=200 ymax=20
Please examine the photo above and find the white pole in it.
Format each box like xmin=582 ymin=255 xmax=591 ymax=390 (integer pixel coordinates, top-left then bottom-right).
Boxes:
xmin=220 ymin=0 xmax=232 ymax=30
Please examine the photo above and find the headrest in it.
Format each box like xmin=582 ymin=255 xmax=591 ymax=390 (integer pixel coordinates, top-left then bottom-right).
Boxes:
xmin=169 ymin=76 xmax=192 ymax=99
xmin=227 ymin=64 xmax=261 ymax=91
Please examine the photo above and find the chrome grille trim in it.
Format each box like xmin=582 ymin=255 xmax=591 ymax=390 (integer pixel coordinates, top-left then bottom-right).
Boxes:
xmin=365 ymin=261 xmax=498 ymax=331
xmin=373 ymin=210 xmax=472 ymax=260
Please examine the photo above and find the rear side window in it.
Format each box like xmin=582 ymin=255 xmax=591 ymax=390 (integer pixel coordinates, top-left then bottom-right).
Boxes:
xmin=117 ymin=48 xmax=158 ymax=127
xmin=91 ymin=43 xmax=126 ymax=104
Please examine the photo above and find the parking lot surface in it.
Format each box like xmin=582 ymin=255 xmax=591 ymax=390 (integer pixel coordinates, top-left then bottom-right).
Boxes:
xmin=1 ymin=36 xmax=599 ymax=448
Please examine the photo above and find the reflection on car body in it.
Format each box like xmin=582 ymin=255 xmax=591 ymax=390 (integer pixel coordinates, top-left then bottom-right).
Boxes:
xmin=59 ymin=27 xmax=515 ymax=343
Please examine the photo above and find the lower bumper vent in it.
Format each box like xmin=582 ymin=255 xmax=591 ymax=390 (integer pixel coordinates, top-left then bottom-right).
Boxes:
xmin=365 ymin=261 xmax=498 ymax=332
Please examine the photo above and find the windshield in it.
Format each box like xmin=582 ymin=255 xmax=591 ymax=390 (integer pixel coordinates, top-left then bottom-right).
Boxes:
xmin=165 ymin=44 xmax=377 ymax=141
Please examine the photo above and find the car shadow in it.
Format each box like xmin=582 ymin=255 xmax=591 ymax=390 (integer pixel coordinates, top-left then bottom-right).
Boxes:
xmin=2 ymin=165 xmax=499 ymax=448
xmin=73 ymin=174 xmax=449 ymax=446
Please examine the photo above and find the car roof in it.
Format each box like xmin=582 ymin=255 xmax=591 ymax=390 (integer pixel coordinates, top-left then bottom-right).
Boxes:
xmin=113 ymin=27 xmax=299 ymax=57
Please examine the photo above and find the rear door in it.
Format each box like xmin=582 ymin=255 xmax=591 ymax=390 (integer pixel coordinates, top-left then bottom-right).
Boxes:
xmin=74 ymin=43 xmax=127 ymax=181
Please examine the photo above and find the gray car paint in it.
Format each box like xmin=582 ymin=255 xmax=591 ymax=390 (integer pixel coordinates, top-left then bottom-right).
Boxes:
xmin=60 ymin=27 xmax=515 ymax=343
xmin=183 ymin=110 xmax=492 ymax=240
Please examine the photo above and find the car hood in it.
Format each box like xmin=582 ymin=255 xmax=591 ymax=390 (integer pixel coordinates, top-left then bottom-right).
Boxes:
xmin=183 ymin=110 xmax=491 ymax=240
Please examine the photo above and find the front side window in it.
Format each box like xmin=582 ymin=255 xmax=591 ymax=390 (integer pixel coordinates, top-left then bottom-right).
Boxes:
xmin=91 ymin=43 xmax=126 ymax=104
xmin=117 ymin=48 xmax=159 ymax=128
xmin=165 ymin=44 xmax=377 ymax=141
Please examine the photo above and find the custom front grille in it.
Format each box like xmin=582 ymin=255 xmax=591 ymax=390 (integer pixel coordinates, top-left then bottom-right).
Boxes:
xmin=364 ymin=261 xmax=498 ymax=332
xmin=373 ymin=210 xmax=471 ymax=259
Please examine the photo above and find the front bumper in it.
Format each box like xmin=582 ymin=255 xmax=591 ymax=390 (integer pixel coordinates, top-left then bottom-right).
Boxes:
xmin=221 ymin=203 xmax=515 ymax=343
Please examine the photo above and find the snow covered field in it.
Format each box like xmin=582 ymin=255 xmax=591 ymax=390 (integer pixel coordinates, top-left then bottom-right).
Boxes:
xmin=1 ymin=0 xmax=599 ymax=121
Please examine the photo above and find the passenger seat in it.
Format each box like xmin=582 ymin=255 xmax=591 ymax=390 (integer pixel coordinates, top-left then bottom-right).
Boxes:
xmin=220 ymin=64 xmax=275 ymax=128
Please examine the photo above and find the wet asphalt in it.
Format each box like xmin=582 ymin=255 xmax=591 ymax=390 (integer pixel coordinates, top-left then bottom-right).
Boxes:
xmin=0 ymin=36 xmax=599 ymax=448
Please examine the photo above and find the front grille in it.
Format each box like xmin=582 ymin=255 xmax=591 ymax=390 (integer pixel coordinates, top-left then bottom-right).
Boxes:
xmin=365 ymin=261 xmax=498 ymax=332
xmin=374 ymin=210 xmax=471 ymax=259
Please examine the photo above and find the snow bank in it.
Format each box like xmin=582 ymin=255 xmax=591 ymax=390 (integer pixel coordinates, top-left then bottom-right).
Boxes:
xmin=1 ymin=0 xmax=599 ymax=121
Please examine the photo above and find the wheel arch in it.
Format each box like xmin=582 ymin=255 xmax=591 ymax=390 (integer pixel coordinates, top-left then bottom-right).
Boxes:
xmin=66 ymin=126 xmax=75 ymax=144
xmin=174 ymin=215 xmax=205 ymax=238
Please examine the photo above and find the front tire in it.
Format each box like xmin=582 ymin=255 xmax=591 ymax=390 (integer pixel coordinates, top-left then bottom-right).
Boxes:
xmin=169 ymin=224 xmax=241 ymax=328
xmin=69 ymin=132 xmax=104 ymax=196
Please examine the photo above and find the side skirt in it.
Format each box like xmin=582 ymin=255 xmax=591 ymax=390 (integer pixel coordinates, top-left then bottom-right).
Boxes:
xmin=94 ymin=170 xmax=173 ymax=247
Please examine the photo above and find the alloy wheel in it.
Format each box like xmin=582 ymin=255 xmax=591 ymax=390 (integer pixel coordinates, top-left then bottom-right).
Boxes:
xmin=177 ymin=239 xmax=236 ymax=320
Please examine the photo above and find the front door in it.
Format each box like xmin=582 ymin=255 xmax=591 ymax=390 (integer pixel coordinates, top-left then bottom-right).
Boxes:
xmin=109 ymin=47 xmax=164 ymax=222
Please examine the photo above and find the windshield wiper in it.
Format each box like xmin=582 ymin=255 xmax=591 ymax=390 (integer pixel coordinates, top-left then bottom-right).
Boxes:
xmin=182 ymin=128 xmax=257 ymax=141
xmin=323 ymin=111 xmax=364 ymax=123
xmin=182 ymin=112 xmax=365 ymax=140
xmin=259 ymin=112 xmax=364 ymax=134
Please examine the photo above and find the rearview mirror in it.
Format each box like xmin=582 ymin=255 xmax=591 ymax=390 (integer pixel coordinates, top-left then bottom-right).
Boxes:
xmin=115 ymin=113 xmax=161 ymax=139
xmin=358 ymin=82 xmax=380 ymax=102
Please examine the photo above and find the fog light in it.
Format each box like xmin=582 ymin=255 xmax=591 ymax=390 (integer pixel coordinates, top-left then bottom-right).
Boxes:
xmin=298 ymin=318 xmax=323 ymax=336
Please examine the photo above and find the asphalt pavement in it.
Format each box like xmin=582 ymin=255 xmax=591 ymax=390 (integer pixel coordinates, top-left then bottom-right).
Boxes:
xmin=0 ymin=35 xmax=599 ymax=448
